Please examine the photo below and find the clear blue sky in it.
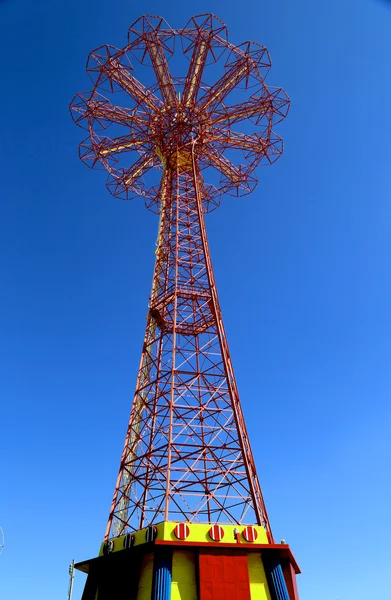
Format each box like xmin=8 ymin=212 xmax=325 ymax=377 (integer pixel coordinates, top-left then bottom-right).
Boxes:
xmin=1 ymin=0 xmax=390 ymax=598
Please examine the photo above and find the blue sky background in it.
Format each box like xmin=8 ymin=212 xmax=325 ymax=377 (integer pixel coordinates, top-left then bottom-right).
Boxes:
xmin=1 ymin=0 xmax=390 ymax=598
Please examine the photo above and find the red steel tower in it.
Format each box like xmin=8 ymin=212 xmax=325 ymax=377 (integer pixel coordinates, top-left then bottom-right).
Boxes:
xmin=71 ymin=14 xmax=299 ymax=600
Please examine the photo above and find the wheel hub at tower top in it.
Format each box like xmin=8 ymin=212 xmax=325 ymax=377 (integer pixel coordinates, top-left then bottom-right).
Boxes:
xmin=152 ymin=104 xmax=208 ymax=170
xmin=70 ymin=13 xmax=289 ymax=212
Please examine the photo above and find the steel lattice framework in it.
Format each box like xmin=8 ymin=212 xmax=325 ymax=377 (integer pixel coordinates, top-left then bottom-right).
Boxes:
xmin=70 ymin=14 xmax=289 ymax=542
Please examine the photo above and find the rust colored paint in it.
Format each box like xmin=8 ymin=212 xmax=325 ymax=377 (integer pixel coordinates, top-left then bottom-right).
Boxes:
xmin=199 ymin=550 xmax=251 ymax=600
xmin=70 ymin=15 xmax=289 ymax=542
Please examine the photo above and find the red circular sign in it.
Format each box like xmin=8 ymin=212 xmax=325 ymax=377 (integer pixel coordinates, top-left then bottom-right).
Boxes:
xmin=242 ymin=526 xmax=258 ymax=542
xmin=208 ymin=525 xmax=225 ymax=541
xmin=174 ymin=523 xmax=190 ymax=540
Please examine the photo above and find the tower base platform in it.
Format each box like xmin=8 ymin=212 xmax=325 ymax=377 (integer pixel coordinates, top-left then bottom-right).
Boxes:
xmin=75 ymin=522 xmax=300 ymax=600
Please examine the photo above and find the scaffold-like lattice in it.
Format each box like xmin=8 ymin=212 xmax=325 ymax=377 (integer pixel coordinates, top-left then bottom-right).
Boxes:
xmin=70 ymin=13 xmax=289 ymax=541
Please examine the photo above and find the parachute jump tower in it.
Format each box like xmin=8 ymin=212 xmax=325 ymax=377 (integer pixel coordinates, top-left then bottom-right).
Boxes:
xmin=71 ymin=14 xmax=299 ymax=600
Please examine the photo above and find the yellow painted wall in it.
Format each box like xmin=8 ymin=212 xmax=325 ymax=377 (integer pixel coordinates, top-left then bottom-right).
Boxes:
xmin=171 ymin=550 xmax=197 ymax=600
xmin=247 ymin=553 xmax=271 ymax=600
xmin=99 ymin=524 xmax=164 ymax=555
xmin=99 ymin=522 xmax=269 ymax=555
xmin=135 ymin=552 xmax=154 ymax=600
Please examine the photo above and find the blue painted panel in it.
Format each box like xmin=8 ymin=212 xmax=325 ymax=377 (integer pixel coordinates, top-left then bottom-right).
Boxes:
xmin=265 ymin=561 xmax=290 ymax=600
xmin=152 ymin=548 xmax=173 ymax=600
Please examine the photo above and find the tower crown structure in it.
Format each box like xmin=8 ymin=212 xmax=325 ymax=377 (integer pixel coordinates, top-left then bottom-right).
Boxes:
xmin=71 ymin=15 xmax=299 ymax=600
xmin=71 ymin=14 xmax=289 ymax=213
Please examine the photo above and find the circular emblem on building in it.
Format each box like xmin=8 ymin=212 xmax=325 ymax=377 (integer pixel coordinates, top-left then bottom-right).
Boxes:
xmin=208 ymin=525 xmax=225 ymax=542
xmin=242 ymin=526 xmax=258 ymax=542
xmin=102 ymin=540 xmax=114 ymax=555
xmin=174 ymin=523 xmax=190 ymax=540
xmin=145 ymin=526 xmax=158 ymax=543
xmin=123 ymin=533 xmax=135 ymax=549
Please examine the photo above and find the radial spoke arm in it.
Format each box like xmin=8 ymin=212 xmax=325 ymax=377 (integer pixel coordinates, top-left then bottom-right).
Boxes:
xmin=213 ymin=130 xmax=267 ymax=154
xmin=121 ymin=151 xmax=156 ymax=186
xmin=213 ymin=131 xmax=284 ymax=167
xmin=87 ymin=99 xmax=148 ymax=129
xmin=182 ymin=35 xmax=209 ymax=106
xmin=71 ymin=92 xmax=150 ymax=133
xmin=96 ymin=133 xmax=150 ymax=157
xmin=203 ymin=147 xmax=244 ymax=183
xmin=200 ymin=57 xmax=252 ymax=112
xmin=146 ymin=37 xmax=178 ymax=107
xmin=103 ymin=59 xmax=162 ymax=112
xmin=209 ymin=95 xmax=271 ymax=127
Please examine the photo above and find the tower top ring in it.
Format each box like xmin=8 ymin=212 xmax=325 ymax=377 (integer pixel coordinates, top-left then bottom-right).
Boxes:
xmin=70 ymin=13 xmax=289 ymax=213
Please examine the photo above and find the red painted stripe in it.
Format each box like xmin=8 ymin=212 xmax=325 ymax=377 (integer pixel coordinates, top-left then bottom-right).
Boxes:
xmin=209 ymin=525 xmax=224 ymax=541
xmin=174 ymin=523 xmax=190 ymax=540
xmin=243 ymin=526 xmax=258 ymax=542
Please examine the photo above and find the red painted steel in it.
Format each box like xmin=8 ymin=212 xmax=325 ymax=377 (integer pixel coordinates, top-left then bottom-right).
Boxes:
xmin=155 ymin=539 xmax=301 ymax=576
xmin=174 ymin=523 xmax=190 ymax=540
xmin=282 ymin=562 xmax=300 ymax=600
xmin=199 ymin=550 xmax=251 ymax=600
xmin=242 ymin=526 xmax=258 ymax=542
xmin=70 ymin=14 xmax=289 ymax=542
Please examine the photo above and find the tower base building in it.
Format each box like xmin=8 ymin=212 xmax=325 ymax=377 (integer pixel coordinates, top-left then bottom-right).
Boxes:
xmin=76 ymin=522 xmax=299 ymax=600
